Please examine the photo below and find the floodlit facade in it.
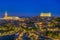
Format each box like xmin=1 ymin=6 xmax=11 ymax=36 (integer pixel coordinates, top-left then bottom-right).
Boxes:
xmin=40 ymin=12 xmax=51 ymax=17
xmin=3 ymin=11 xmax=20 ymax=20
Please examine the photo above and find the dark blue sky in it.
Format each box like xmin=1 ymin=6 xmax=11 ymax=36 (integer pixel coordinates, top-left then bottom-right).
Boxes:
xmin=0 ymin=0 xmax=60 ymax=17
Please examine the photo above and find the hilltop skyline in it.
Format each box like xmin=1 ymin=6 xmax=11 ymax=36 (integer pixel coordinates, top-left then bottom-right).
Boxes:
xmin=0 ymin=0 xmax=60 ymax=17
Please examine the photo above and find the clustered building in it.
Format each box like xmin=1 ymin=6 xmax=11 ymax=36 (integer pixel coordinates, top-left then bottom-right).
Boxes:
xmin=3 ymin=11 xmax=52 ymax=20
xmin=0 ymin=11 xmax=60 ymax=40
xmin=3 ymin=11 xmax=20 ymax=20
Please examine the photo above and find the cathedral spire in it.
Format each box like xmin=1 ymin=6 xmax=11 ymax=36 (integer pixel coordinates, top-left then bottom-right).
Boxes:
xmin=5 ymin=11 xmax=8 ymax=17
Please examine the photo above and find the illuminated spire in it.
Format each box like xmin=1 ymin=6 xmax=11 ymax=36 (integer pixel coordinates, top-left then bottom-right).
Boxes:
xmin=5 ymin=11 xmax=8 ymax=17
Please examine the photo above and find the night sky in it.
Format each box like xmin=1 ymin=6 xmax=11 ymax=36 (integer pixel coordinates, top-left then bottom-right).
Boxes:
xmin=0 ymin=0 xmax=60 ymax=17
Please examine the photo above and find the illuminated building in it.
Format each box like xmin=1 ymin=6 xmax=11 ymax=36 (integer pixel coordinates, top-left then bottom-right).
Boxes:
xmin=40 ymin=12 xmax=51 ymax=17
xmin=3 ymin=11 xmax=20 ymax=20
xmin=4 ymin=11 xmax=8 ymax=17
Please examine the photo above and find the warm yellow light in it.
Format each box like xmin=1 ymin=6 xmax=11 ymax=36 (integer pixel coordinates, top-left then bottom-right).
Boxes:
xmin=40 ymin=12 xmax=51 ymax=17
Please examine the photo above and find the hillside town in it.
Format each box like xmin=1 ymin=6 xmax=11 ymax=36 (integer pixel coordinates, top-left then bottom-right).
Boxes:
xmin=0 ymin=12 xmax=60 ymax=40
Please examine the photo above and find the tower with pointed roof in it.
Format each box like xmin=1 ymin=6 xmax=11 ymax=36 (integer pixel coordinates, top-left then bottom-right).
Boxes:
xmin=4 ymin=11 xmax=8 ymax=17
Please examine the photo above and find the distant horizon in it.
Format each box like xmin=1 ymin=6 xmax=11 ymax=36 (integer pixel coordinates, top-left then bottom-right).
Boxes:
xmin=0 ymin=0 xmax=60 ymax=17
xmin=0 ymin=11 xmax=60 ymax=18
